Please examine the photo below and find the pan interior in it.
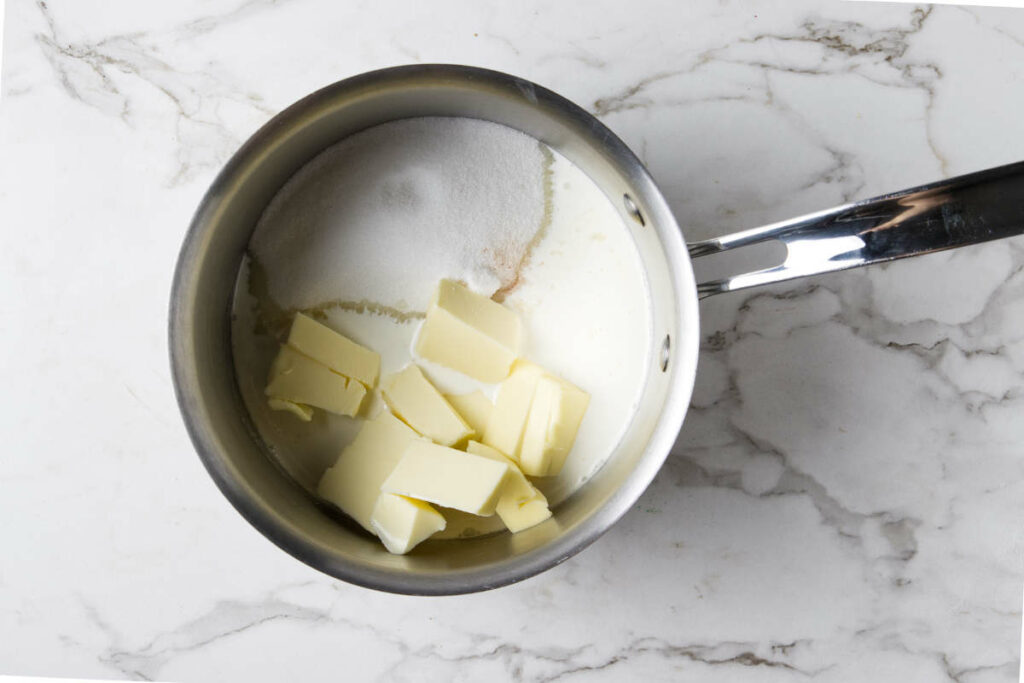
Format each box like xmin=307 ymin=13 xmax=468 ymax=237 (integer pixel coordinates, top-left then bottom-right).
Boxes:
xmin=232 ymin=115 xmax=652 ymax=534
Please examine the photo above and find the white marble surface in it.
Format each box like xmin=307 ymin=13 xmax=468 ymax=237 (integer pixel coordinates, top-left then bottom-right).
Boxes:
xmin=2 ymin=0 xmax=1023 ymax=680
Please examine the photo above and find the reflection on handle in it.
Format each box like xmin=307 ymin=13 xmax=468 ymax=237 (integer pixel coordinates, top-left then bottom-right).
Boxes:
xmin=689 ymin=161 xmax=1024 ymax=298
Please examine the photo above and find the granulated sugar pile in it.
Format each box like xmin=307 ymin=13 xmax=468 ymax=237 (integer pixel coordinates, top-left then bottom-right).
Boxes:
xmin=249 ymin=117 xmax=547 ymax=313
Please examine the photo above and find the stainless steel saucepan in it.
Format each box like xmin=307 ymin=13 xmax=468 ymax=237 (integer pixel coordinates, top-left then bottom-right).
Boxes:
xmin=170 ymin=65 xmax=1024 ymax=594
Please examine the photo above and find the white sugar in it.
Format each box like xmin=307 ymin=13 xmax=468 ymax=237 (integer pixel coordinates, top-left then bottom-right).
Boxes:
xmin=249 ymin=117 xmax=547 ymax=313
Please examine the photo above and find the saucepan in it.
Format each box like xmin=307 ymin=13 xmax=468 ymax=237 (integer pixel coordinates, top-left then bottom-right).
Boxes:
xmin=170 ymin=64 xmax=1024 ymax=594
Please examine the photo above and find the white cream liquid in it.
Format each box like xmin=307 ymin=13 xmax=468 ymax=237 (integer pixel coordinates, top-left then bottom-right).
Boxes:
xmin=231 ymin=117 xmax=651 ymax=538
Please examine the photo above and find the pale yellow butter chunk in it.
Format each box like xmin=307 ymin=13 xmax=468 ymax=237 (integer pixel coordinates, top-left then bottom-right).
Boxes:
xmin=382 ymin=365 xmax=473 ymax=446
xmin=317 ymin=411 xmax=422 ymax=533
xmin=444 ymin=391 xmax=492 ymax=437
xmin=415 ymin=279 xmax=523 ymax=382
xmin=496 ymin=493 xmax=552 ymax=534
xmin=518 ymin=375 xmax=590 ymax=477
xmin=265 ymin=345 xmax=367 ymax=417
xmin=466 ymin=441 xmax=535 ymax=504
xmin=381 ymin=441 xmax=510 ymax=515
xmin=435 ymin=508 xmax=507 ymax=539
xmin=467 ymin=441 xmax=551 ymax=533
xmin=370 ymin=494 xmax=446 ymax=555
xmin=482 ymin=361 xmax=545 ymax=459
xmin=267 ymin=397 xmax=313 ymax=422
xmin=287 ymin=312 xmax=380 ymax=388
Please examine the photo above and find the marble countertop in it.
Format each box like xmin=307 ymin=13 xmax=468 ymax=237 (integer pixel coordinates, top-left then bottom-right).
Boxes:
xmin=3 ymin=0 xmax=1023 ymax=680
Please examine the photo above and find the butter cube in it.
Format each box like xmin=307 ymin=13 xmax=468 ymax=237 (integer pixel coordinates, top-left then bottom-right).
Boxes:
xmin=381 ymin=441 xmax=510 ymax=515
xmin=370 ymin=494 xmax=446 ymax=555
xmin=466 ymin=441 xmax=535 ymax=504
xmin=415 ymin=279 xmax=523 ymax=382
xmin=382 ymin=365 xmax=473 ymax=446
xmin=518 ymin=376 xmax=590 ymax=477
xmin=496 ymin=493 xmax=552 ymax=534
xmin=435 ymin=508 xmax=507 ymax=539
xmin=267 ymin=397 xmax=313 ymax=422
xmin=467 ymin=441 xmax=551 ymax=533
xmin=265 ymin=345 xmax=366 ymax=417
xmin=317 ymin=411 xmax=422 ymax=533
xmin=482 ymin=361 xmax=545 ymax=459
xmin=287 ymin=312 xmax=381 ymax=388
xmin=443 ymin=391 xmax=492 ymax=437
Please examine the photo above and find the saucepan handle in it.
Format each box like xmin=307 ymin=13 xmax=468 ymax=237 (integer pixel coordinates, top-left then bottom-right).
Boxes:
xmin=688 ymin=161 xmax=1024 ymax=298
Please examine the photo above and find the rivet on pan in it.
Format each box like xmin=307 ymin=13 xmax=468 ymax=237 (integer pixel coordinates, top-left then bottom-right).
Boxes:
xmin=660 ymin=334 xmax=671 ymax=372
xmin=623 ymin=194 xmax=646 ymax=226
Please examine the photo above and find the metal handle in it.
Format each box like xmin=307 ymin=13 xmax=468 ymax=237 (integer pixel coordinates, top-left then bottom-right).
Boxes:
xmin=689 ymin=161 xmax=1024 ymax=298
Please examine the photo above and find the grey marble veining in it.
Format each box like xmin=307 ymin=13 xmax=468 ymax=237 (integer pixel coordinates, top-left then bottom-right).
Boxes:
xmin=1 ymin=0 xmax=1022 ymax=681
